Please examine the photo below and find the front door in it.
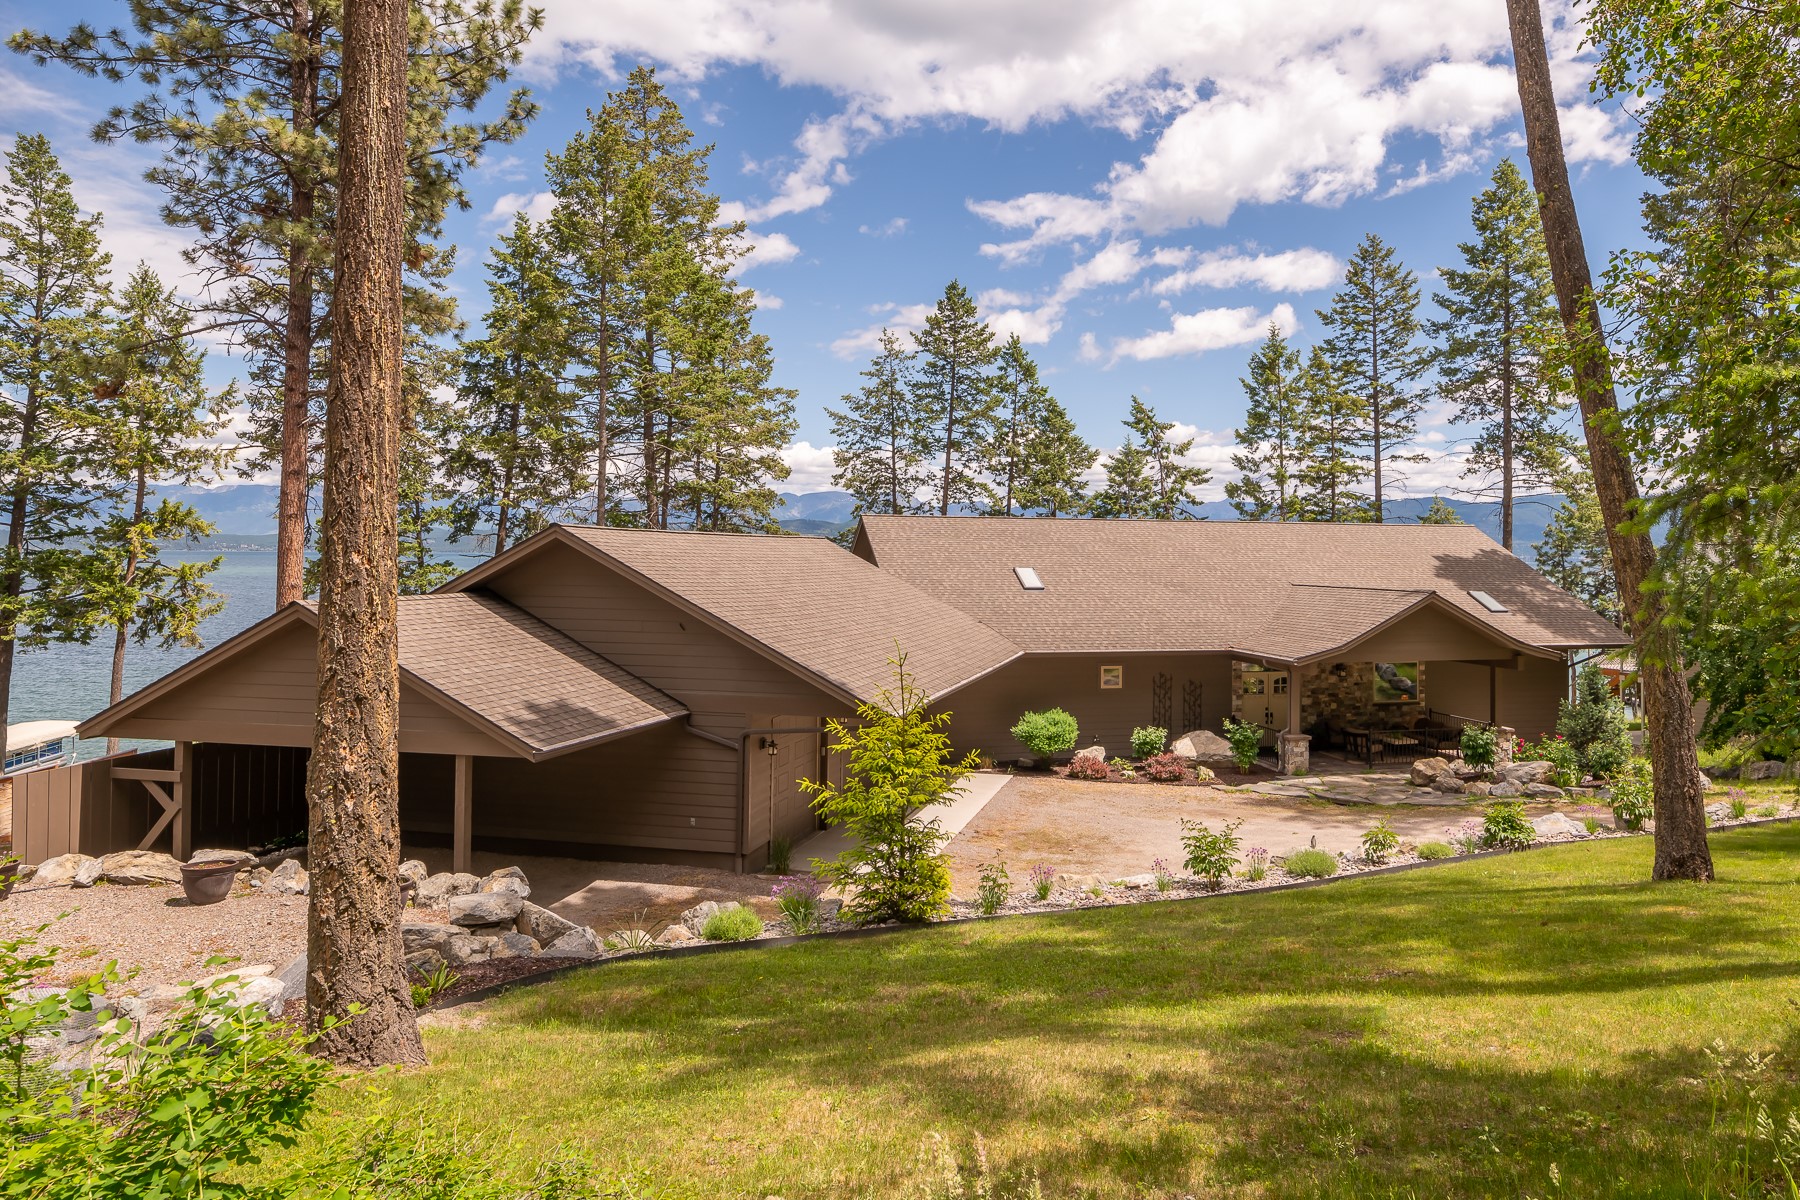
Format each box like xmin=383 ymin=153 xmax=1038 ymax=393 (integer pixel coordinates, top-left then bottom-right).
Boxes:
xmin=1240 ymin=669 xmax=1289 ymax=728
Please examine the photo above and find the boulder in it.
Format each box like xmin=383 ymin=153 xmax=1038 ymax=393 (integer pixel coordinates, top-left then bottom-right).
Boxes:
xmin=1053 ymin=872 xmax=1105 ymax=892
xmin=515 ymin=901 xmax=581 ymax=945
xmin=479 ymin=866 xmax=530 ymax=898
xmin=187 ymin=849 xmax=255 ymax=870
xmin=1014 ymin=758 xmax=1036 ymax=771
xmin=443 ymin=934 xmax=502 ymax=966
xmin=679 ymin=900 xmax=743 ymax=935
xmin=541 ymin=928 xmax=603 ymax=958
xmin=1171 ymin=729 xmax=1234 ymax=760
xmin=1705 ymin=802 xmax=1733 ymax=822
xmin=405 ymin=948 xmax=447 ymax=976
xmin=1522 ymin=783 xmax=1566 ymax=799
xmin=398 ymin=859 xmax=429 ymax=885
xmin=401 ymin=921 xmax=459 ymax=954
xmin=274 ymin=954 xmax=308 ymax=1002
xmin=1192 ymin=764 xmax=1217 ymax=784
xmin=1465 ymin=782 xmax=1492 ymax=798
xmin=1071 ymin=745 xmax=1106 ymax=764
xmin=1531 ymin=812 xmax=1589 ymax=839
xmin=448 ymin=891 xmax=524 ymax=928
xmin=248 ymin=866 xmax=272 ymax=891
xmin=1501 ymin=760 xmax=1554 ymax=786
xmin=415 ymin=871 xmax=480 ymax=909
xmin=492 ymin=932 xmax=540 ymax=959
xmin=27 ymin=853 xmax=98 ymax=888
xmin=1430 ymin=774 xmax=1467 ymax=794
xmin=196 ymin=963 xmax=275 ymax=987
xmin=1410 ymin=757 xmax=1454 ymax=787
xmin=267 ymin=857 xmax=308 ymax=896
xmin=1117 ymin=873 xmax=1159 ymax=889
xmin=1743 ymin=760 xmax=1787 ymax=781
xmin=656 ymin=924 xmax=699 ymax=948
xmin=98 ymin=850 xmax=184 ymax=886
xmin=1453 ymin=764 xmax=1494 ymax=782
xmin=818 ymin=897 xmax=844 ymax=924
xmin=1489 ymin=782 xmax=1522 ymax=799
xmin=203 ymin=973 xmax=287 ymax=1018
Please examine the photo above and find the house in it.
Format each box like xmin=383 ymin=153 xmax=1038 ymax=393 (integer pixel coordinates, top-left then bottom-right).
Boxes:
xmin=76 ymin=517 xmax=1625 ymax=870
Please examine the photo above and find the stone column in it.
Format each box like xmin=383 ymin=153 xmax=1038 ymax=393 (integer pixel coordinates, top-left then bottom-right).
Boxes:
xmin=1279 ymin=733 xmax=1311 ymax=776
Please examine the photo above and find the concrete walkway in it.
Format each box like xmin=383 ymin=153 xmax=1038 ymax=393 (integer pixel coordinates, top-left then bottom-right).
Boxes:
xmin=793 ymin=772 xmax=1014 ymax=867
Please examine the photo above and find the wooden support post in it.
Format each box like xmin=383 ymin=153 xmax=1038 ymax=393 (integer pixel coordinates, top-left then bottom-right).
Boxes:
xmin=453 ymin=754 xmax=473 ymax=875
xmin=172 ymin=741 xmax=192 ymax=862
xmin=1488 ymin=664 xmax=1499 ymax=724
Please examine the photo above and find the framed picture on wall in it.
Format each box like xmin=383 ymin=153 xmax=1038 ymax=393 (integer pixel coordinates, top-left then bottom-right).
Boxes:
xmin=1100 ymin=665 xmax=1123 ymax=689
xmin=1372 ymin=662 xmax=1421 ymax=704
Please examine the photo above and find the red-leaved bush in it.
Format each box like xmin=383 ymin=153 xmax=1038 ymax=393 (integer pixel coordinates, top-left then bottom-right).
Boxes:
xmin=1065 ymin=755 xmax=1112 ymax=781
xmin=1138 ymin=753 xmax=1187 ymax=782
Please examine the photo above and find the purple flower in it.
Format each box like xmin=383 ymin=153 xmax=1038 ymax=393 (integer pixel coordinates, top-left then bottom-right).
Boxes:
xmin=771 ymin=874 xmax=825 ymax=902
xmin=1027 ymin=863 xmax=1055 ymax=887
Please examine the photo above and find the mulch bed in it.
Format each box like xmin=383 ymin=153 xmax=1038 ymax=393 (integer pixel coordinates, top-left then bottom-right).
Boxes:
xmin=1045 ymin=759 xmax=1279 ymax=785
xmin=426 ymin=956 xmax=573 ymax=1007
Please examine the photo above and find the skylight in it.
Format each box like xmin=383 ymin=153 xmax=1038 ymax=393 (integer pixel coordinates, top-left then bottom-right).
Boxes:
xmin=1469 ymin=589 xmax=1508 ymax=613
xmin=1013 ymin=566 xmax=1045 ymax=591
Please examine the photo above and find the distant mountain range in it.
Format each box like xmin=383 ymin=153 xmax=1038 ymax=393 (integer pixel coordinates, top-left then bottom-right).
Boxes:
xmin=160 ymin=484 xmax=1569 ymax=564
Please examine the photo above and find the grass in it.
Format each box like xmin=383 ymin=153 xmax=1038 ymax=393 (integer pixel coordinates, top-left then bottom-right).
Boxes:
xmin=297 ymin=819 xmax=1800 ymax=1198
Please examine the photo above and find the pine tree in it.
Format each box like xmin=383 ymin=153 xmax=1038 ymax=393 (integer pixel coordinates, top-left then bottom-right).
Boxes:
xmin=443 ymin=215 xmax=582 ymax=555
xmin=0 ymin=135 xmax=118 ymax=758
xmin=1293 ymin=347 xmax=1373 ymax=521
xmin=1427 ymin=159 xmax=1572 ymax=551
xmin=1125 ymin=396 xmax=1211 ymax=519
xmin=1089 ymin=436 xmax=1157 ymax=519
xmin=984 ymin=335 xmax=1052 ymax=515
xmin=90 ymin=265 xmax=233 ymax=751
xmin=829 ymin=329 xmax=930 ymax=517
xmin=1317 ymin=233 xmax=1431 ymax=521
xmin=1418 ymin=497 xmax=1465 ymax=524
xmin=1227 ymin=325 xmax=1310 ymax=520
xmin=912 ymin=281 xmax=1000 ymax=516
xmin=1016 ymin=401 xmax=1097 ymax=517
xmin=12 ymin=0 xmax=541 ymax=607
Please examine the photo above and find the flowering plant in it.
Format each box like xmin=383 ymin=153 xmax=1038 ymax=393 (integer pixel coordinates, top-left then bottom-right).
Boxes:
xmin=1151 ymin=857 xmax=1177 ymax=891
xmin=1243 ymin=846 xmax=1269 ymax=881
xmin=1027 ymin=862 xmax=1055 ymax=901
xmin=771 ymin=874 xmax=827 ymax=933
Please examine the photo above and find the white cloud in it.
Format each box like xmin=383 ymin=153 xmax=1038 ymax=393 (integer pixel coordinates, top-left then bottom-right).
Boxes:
xmin=1100 ymin=302 xmax=1297 ymax=363
xmin=985 ymin=304 xmax=1063 ymax=345
xmin=858 ymin=217 xmax=909 ymax=237
xmin=1149 ymin=246 xmax=1343 ymax=295
xmin=0 ymin=65 xmax=63 ymax=115
xmin=780 ymin=440 xmax=838 ymax=490
xmin=736 ymin=229 xmax=801 ymax=271
xmin=486 ymin=190 xmax=556 ymax=224
xmin=829 ymin=301 xmax=936 ymax=359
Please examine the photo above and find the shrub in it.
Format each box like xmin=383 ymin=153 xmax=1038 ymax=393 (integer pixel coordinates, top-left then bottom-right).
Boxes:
xmin=1450 ymin=819 xmax=1485 ymax=854
xmin=1360 ymin=819 xmax=1400 ymax=864
xmin=1027 ymin=863 xmax=1055 ymax=901
xmin=1460 ymin=723 xmax=1499 ymax=769
xmin=1150 ymin=857 xmax=1176 ymax=892
xmin=409 ymin=961 xmax=458 ymax=1008
xmin=1557 ymin=664 xmax=1634 ymax=778
xmin=1521 ymin=733 xmax=1581 ymax=787
xmin=1221 ymin=717 xmax=1263 ymax=772
xmin=1698 ymin=735 xmax=1761 ymax=775
xmin=976 ymin=861 xmax=1010 ymax=916
xmin=1108 ymin=756 xmax=1137 ymax=777
xmin=1138 ymin=752 xmax=1186 ymax=782
xmin=803 ymin=653 xmax=974 ymax=924
xmin=1243 ymin=846 xmax=1269 ymax=882
xmin=1011 ymin=708 xmax=1079 ymax=760
xmin=766 ymin=835 xmax=792 ymax=875
xmin=701 ymin=906 xmax=764 ymax=941
xmin=1180 ymin=818 xmax=1243 ymax=890
xmin=1066 ymin=755 xmax=1112 ymax=781
xmin=1481 ymin=800 xmax=1536 ymax=851
xmin=1757 ymin=803 xmax=1781 ymax=818
xmin=1610 ymin=757 xmax=1655 ymax=831
xmin=1416 ymin=841 xmax=1457 ymax=860
xmin=1282 ymin=848 xmax=1338 ymax=878
xmin=1130 ymin=725 xmax=1168 ymax=758
xmin=772 ymin=874 xmax=826 ymax=933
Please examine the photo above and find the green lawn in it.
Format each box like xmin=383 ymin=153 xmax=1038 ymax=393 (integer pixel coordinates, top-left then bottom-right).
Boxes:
xmin=303 ymin=820 xmax=1800 ymax=1198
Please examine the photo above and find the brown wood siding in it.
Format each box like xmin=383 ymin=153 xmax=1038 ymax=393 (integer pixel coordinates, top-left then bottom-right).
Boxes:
xmin=1427 ymin=657 xmax=1567 ymax=740
xmin=399 ymin=720 xmax=742 ymax=856
xmin=13 ymin=748 xmax=174 ymax=863
xmin=482 ymin=540 xmax=847 ymax=713
xmin=1334 ymin=607 xmax=1528 ymax=664
xmin=98 ymin=622 xmax=513 ymax=756
xmin=186 ymin=743 xmax=309 ymax=850
xmin=743 ymin=715 xmax=824 ymax=862
xmin=936 ymin=653 xmax=1235 ymax=762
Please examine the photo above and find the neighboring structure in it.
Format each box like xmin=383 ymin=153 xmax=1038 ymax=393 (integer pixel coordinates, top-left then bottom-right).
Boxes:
xmin=76 ymin=517 xmax=1625 ymax=869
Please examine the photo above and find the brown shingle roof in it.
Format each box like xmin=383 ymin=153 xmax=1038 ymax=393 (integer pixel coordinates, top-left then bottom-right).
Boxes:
xmin=856 ymin=516 xmax=1627 ymax=658
xmin=556 ymin=527 xmax=1023 ymax=703
xmin=390 ymin=592 xmax=687 ymax=757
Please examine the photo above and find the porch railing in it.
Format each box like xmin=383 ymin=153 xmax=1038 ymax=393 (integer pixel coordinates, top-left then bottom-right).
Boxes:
xmin=1336 ymin=708 xmax=1491 ymax=765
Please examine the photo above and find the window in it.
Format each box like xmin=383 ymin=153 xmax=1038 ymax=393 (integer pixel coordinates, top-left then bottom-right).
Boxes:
xmin=1013 ymin=566 xmax=1045 ymax=590
xmin=1100 ymin=665 xmax=1123 ymax=689
xmin=1469 ymin=589 xmax=1508 ymax=613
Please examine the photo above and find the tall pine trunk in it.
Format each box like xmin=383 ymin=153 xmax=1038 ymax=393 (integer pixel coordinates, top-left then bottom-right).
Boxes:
xmin=305 ymin=0 xmax=425 ymax=1066
xmin=107 ymin=466 xmax=149 ymax=755
xmin=276 ymin=0 xmax=321 ymax=609
xmin=1504 ymin=0 xmax=1712 ymax=881
xmin=0 ymin=388 xmax=44 ymax=762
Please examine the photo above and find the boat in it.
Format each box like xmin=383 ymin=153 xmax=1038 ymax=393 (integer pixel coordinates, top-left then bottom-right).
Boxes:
xmin=4 ymin=720 xmax=78 ymax=776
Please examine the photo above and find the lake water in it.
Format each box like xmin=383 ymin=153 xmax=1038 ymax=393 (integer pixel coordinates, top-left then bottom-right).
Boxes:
xmin=13 ymin=552 xmax=278 ymax=760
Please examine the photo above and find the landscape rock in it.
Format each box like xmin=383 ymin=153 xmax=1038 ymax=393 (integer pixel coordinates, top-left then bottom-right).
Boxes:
xmin=267 ymin=857 xmax=309 ymax=895
xmin=187 ymin=849 xmax=255 ymax=870
xmin=398 ymin=859 xmax=429 ymax=885
xmin=1501 ymin=760 xmax=1554 ymax=786
xmin=442 ymin=934 xmax=502 ymax=966
xmin=1522 ymin=783 xmax=1566 ymax=799
xmin=1014 ymin=758 xmax=1036 ymax=771
xmin=1705 ymin=802 xmax=1733 ymax=822
xmin=1531 ymin=812 xmax=1589 ymax=839
xmin=1071 ymin=745 xmax=1106 ymax=763
xmin=493 ymin=932 xmax=540 ymax=958
xmin=401 ymin=921 xmax=459 ymax=954
xmin=1430 ymin=774 xmax=1467 ymax=794
xmin=1743 ymin=760 xmax=1786 ymax=781
xmin=515 ymin=901 xmax=581 ymax=944
xmin=27 ymin=853 xmax=97 ymax=888
xmin=679 ymin=900 xmax=743 ymax=935
xmin=818 ymin=897 xmax=844 ymax=923
xmin=541 ymin=927 xmax=603 ymax=958
xmin=405 ymin=948 xmax=447 ymax=976
xmin=1117 ymin=873 xmax=1159 ymax=889
xmin=98 ymin=850 xmax=184 ymax=886
xmin=1171 ymin=729 xmax=1234 ymax=760
xmin=1192 ymin=764 xmax=1216 ymax=783
xmin=415 ymin=871 xmax=480 ymax=908
xmin=275 ymin=954 xmax=308 ymax=1002
xmin=479 ymin=866 xmax=531 ymax=898
xmin=1488 ymin=782 xmax=1522 ymax=799
xmin=1410 ymin=757 xmax=1454 ymax=787
xmin=1465 ymin=782 xmax=1492 ymax=798
xmin=448 ymin=891 xmax=524 ymax=928
xmin=656 ymin=924 xmax=699 ymax=947
xmin=1053 ymin=872 xmax=1105 ymax=892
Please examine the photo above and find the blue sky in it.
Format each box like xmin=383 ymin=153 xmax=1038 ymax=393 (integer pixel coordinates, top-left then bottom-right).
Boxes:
xmin=0 ymin=0 xmax=1650 ymax=498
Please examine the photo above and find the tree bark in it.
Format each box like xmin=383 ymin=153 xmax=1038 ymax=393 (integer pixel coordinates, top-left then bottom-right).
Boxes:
xmin=305 ymin=0 xmax=426 ymax=1065
xmin=275 ymin=0 xmax=321 ymax=609
xmin=1504 ymin=0 xmax=1712 ymax=881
